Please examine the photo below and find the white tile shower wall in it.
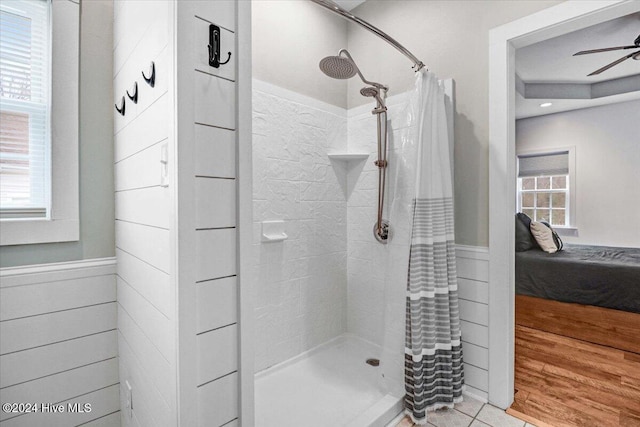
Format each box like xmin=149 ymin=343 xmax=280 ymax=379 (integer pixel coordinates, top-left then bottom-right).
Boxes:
xmin=252 ymin=80 xmax=348 ymax=372
xmin=346 ymin=94 xmax=408 ymax=346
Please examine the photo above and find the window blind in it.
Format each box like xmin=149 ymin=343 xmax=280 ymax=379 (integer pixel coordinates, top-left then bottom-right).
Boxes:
xmin=518 ymin=151 xmax=569 ymax=178
xmin=0 ymin=0 xmax=50 ymax=218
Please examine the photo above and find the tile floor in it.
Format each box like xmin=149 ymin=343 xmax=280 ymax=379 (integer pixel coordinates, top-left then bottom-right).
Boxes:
xmin=395 ymin=395 xmax=536 ymax=427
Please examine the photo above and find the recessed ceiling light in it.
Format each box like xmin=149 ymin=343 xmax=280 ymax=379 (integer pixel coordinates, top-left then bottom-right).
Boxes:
xmin=540 ymin=102 xmax=553 ymax=108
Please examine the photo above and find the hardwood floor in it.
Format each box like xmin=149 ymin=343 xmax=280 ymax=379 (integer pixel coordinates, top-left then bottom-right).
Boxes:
xmin=510 ymin=325 xmax=640 ymax=427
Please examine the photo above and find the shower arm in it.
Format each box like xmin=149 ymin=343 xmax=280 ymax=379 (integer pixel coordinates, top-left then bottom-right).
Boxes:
xmin=310 ymin=0 xmax=426 ymax=72
xmin=339 ymin=49 xmax=389 ymax=92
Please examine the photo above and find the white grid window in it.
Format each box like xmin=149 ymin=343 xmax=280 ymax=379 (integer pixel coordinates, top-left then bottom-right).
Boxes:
xmin=517 ymin=150 xmax=573 ymax=228
xmin=0 ymin=0 xmax=50 ymax=219
xmin=518 ymin=175 xmax=569 ymax=226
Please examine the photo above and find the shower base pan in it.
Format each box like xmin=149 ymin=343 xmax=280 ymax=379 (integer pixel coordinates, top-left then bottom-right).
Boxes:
xmin=255 ymin=334 xmax=403 ymax=427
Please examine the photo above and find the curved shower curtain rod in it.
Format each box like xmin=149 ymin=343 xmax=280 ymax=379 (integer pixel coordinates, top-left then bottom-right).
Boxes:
xmin=310 ymin=0 xmax=426 ymax=72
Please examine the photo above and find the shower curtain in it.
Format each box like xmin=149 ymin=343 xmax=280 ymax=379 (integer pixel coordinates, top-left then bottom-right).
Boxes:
xmin=380 ymin=70 xmax=463 ymax=425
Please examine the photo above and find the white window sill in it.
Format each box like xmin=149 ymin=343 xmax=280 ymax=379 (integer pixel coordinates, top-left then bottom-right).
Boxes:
xmin=554 ymin=226 xmax=578 ymax=237
xmin=0 ymin=219 xmax=79 ymax=246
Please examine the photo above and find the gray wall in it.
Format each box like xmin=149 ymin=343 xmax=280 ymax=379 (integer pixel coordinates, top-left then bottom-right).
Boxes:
xmin=517 ymin=100 xmax=640 ymax=248
xmin=252 ymin=0 xmax=348 ymax=108
xmin=347 ymin=0 xmax=560 ymax=247
xmin=0 ymin=0 xmax=114 ymax=267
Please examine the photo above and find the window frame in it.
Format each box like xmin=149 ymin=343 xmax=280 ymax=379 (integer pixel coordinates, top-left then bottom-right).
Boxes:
xmin=0 ymin=0 xmax=51 ymax=219
xmin=516 ymin=146 xmax=577 ymax=236
xmin=0 ymin=0 xmax=79 ymax=246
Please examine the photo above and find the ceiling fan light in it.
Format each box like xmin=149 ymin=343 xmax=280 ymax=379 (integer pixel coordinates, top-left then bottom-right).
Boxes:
xmin=540 ymin=102 xmax=552 ymax=108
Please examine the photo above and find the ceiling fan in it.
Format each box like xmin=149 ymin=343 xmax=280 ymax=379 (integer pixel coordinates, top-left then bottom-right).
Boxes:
xmin=573 ymin=34 xmax=640 ymax=76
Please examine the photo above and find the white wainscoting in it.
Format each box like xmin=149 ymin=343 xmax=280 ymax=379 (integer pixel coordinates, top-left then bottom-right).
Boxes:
xmin=0 ymin=258 xmax=120 ymax=426
xmin=456 ymin=245 xmax=490 ymax=402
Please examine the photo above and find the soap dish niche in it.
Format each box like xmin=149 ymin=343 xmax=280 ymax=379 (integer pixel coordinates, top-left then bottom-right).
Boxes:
xmin=262 ymin=220 xmax=288 ymax=243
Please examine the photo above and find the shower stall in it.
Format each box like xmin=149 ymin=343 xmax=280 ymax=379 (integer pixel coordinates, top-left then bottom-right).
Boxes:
xmin=250 ymin=1 xmax=456 ymax=425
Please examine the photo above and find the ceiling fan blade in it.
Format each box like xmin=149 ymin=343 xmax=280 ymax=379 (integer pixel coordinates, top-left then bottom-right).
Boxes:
xmin=587 ymin=51 xmax=639 ymax=76
xmin=574 ymin=45 xmax=638 ymax=55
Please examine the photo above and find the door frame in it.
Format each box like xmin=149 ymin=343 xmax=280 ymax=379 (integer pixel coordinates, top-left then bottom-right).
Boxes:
xmin=237 ymin=1 xmax=255 ymax=426
xmin=487 ymin=0 xmax=640 ymax=409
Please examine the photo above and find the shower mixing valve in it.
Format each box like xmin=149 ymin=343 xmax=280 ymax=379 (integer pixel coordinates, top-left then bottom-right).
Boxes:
xmin=374 ymin=159 xmax=387 ymax=168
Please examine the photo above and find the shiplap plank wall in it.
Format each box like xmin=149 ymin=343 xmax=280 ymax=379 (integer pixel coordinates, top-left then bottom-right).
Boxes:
xmin=0 ymin=260 xmax=120 ymax=426
xmin=188 ymin=3 xmax=240 ymax=427
xmin=456 ymin=246 xmax=490 ymax=401
xmin=113 ymin=2 xmax=175 ymax=427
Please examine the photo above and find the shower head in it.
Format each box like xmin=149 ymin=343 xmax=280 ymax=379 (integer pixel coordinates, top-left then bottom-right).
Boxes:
xmin=319 ymin=49 xmax=387 ymax=90
xmin=360 ymin=86 xmax=386 ymax=109
xmin=360 ymin=86 xmax=379 ymax=97
xmin=320 ymin=49 xmax=389 ymax=107
xmin=319 ymin=55 xmax=357 ymax=79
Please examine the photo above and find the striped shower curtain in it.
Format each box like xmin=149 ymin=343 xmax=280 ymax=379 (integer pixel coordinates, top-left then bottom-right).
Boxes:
xmin=403 ymin=71 xmax=464 ymax=424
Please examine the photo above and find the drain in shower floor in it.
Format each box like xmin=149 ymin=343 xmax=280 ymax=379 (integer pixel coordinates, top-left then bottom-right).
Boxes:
xmin=366 ymin=358 xmax=380 ymax=367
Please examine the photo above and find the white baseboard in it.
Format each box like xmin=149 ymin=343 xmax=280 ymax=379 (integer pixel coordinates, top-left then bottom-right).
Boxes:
xmin=464 ymin=386 xmax=489 ymax=403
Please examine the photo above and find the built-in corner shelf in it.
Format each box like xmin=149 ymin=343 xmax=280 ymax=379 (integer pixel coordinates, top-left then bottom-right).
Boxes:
xmin=327 ymin=153 xmax=369 ymax=162
xmin=328 ymin=153 xmax=369 ymax=200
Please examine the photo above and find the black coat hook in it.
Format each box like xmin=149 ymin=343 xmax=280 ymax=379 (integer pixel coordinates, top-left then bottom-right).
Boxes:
xmin=115 ymin=96 xmax=125 ymax=116
xmin=142 ymin=62 xmax=155 ymax=87
xmin=208 ymin=24 xmax=231 ymax=68
xmin=126 ymin=81 xmax=138 ymax=104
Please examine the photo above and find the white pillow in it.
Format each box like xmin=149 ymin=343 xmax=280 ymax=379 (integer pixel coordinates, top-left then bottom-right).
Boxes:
xmin=530 ymin=221 xmax=558 ymax=254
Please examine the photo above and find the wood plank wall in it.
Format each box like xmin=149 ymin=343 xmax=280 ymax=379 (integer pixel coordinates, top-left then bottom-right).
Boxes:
xmin=113 ymin=2 xmax=176 ymax=427
xmin=115 ymin=1 xmax=240 ymax=425
xmin=456 ymin=245 xmax=490 ymax=401
xmin=184 ymin=3 xmax=240 ymax=427
xmin=0 ymin=260 xmax=120 ymax=427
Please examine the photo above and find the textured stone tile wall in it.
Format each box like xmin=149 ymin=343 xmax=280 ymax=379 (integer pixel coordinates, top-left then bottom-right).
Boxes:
xmin=252 ymin=84 xmax=348 ymax=372
xmin=346 ymin=98 xmax=408 ymax=346
xmin=251 ymin=81 xmax=415 ymax=369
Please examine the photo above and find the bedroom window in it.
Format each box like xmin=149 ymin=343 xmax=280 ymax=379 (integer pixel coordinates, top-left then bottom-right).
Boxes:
xmin=519 ymin=175 xmax=568 ymax=226
xmin=517 ymin=150 xmax=574 ymax=228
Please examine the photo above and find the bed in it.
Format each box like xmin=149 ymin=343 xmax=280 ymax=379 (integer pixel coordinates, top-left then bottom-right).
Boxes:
xmin=511 ymin=228 xmax=640 ymax=424
xmin=515 ymin=243 xmax=640 ymax=354
xmin=516 ymin=243 xmax=640 ymax=314
xmin=507 ymin=221 xmax=640 ymax=426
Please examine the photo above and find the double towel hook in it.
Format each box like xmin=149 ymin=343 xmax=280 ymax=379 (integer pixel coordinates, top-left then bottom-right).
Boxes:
xmin=208 ymin=24 xmax=231 ymax=68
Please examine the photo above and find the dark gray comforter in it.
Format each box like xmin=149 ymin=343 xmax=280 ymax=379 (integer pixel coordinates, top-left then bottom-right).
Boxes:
xmin=515 ymin=244 xmax=640 ymax=314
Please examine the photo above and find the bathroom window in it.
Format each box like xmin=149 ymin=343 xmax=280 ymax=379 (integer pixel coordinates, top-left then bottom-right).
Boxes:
xmin=0 ymin=0 xmax=50 ymax=219
xmin=517 ymin=149 xmax=576 ymax=231
xmin=0 ymin=0 xmax=79 ymax=245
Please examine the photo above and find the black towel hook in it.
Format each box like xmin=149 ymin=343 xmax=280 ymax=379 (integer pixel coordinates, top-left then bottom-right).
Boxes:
xmin=142 ymin=62 xmax=155 ymax=87
xmin=126 ymin=81 xmax=138 ymax=104
xmin=208 ymin=24 xmax=231 ymax=68
xmin=115 ymin=96 xmax=125 ymax=116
